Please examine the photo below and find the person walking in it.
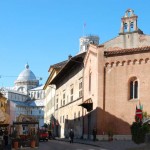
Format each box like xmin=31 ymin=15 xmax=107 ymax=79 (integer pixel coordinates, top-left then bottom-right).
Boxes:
xmin=92 ymin=128 xmax=97 ymax=141
xmin=0 ymin=129 xmax=4 ymax=150
xmin=7 ymin=134 xmax=12 ymax=150
xmin=69 ymin=129 xmax=74 ymax=143
xmin=3 ymin=130 xmax=9 ymax=150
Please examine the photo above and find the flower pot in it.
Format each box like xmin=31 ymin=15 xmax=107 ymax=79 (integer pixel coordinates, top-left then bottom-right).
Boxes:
xmin=14 ymin=141 xmax=18 ymax=149
xmin=31 ymin=140 xmax=36 ymax=148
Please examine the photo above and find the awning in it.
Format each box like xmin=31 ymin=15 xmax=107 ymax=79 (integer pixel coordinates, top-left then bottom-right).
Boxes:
xmin=78 ymin=98 xmax=93 ymax=112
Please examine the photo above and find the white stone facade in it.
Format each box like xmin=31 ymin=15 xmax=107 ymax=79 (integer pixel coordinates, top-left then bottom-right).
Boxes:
xmin=55 ymin=69 xmax=83 ymax=138
xmin=0 ymin=64 xmax=45 ymax=128
xmin=44 ymin=85 xmax=56 ymax=124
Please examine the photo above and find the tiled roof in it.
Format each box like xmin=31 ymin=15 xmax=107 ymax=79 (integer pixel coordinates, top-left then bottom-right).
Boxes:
xmin=30 ymin=85 xmax=44 ymax=91
xmin=13 ymin=99 xmax=44 ymax=107
xmin=104 ymin=46 xmax=150 ymax=57
xmin=50 ymin=52 xmax=86 ymax=85
xmin=50 ymin=60 xmax=68 ymax=69
xmin=27 ymin=99 xmax=44 ymax=107
xmin=44 ymin=60 xmax=68 ymax=89
xmin=13 ymin=101 xmax=29 ymax=107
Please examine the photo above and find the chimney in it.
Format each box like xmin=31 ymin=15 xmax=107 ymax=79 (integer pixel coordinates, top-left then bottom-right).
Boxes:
xmin=68 ymin=55 xmax=72 ymax=60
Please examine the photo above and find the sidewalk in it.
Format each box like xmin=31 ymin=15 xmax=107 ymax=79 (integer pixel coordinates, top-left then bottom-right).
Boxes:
xmin=12 ymin=147 xmax=38 ymax=150
xmin=55 ymin=137 xmax=148 ymax=150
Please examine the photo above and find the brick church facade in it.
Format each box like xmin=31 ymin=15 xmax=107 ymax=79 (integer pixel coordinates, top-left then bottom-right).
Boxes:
xmin=83 ymin=9 xmax=150 ymax=140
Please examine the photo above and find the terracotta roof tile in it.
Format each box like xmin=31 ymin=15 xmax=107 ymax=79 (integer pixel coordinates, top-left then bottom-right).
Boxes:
xmin=104 ymin=46 xmax=150 ymax=57
xmin=50 ymin=60 xmax=68 ymax=69
xmin=50 ymin=52 xmax=86 ymax=85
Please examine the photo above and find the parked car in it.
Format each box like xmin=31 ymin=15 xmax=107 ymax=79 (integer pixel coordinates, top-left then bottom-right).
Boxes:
xmin=39 ymin=129 xmax=48 ymax=141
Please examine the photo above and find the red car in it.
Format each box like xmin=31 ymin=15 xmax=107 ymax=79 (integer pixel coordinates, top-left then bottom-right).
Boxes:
xmin=39 ymin=129 xmax=48 ymax=141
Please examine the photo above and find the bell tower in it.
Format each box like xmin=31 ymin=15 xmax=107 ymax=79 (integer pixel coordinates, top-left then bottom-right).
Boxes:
xmin=119 ymin=9 xmax=139 ymax=34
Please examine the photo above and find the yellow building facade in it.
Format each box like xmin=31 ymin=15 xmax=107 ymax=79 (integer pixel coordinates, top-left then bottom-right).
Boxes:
xmin=0 ymin=92 xmax=10 ymax=126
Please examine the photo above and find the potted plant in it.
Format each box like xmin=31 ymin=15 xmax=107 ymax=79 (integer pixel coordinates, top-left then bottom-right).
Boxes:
xmin=12 ymin=130 xmax=20 ymax=149
xmin=30 ymin=137 xmax=36 ymax=148
xmin=30 ymin=130 xmax=37 ymax=148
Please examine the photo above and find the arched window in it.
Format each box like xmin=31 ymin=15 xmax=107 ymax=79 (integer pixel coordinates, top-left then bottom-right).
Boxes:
xmin=39 ymin=110 xmax=41 ymax=114
xmin=31 ymin=92 xmax=33 ymax=98
xmin=127 ymin=11 xmax=132 ymax=17
xmin=130 ymin=22 xmax=134 ymax=32
xmin=129 ymin=77 xmax=138 ymax=100
xmin=124 ymin=23 xmax=128 ymax=32
xmin=37 ymin=92 xmax=39 ymax=98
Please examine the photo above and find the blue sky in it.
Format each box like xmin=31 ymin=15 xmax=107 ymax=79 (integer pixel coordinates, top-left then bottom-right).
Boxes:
xmin=0 ymin=0 xmax=150 ymax=87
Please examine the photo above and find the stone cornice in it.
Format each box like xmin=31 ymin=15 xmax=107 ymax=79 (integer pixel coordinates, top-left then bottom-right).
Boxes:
xmin=104 ymin=46 xmax=150 ymax=57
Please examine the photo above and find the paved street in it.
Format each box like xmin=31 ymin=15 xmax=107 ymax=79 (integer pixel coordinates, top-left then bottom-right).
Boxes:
xmin=35 ymin=139 xmax=147 ymax=150
xmin=38 ymin=140 xmax=105 ymax=150
xmin=55 ymin=138 xmax=147 ymax=150
xmin=12 ymin=139 xmax=149 ymax=150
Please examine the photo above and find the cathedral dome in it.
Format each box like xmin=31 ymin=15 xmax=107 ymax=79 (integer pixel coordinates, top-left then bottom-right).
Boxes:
xmin=16 ymin=64 xmax=37 ymax=82
xmin=14 ymin=64 xmax=39 ymax=92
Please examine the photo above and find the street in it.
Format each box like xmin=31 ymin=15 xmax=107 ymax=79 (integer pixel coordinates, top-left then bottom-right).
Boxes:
xmin=38 ymin=140 xmax=107 ymax=150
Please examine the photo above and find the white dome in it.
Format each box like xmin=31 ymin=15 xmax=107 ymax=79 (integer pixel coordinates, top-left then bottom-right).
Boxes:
xmin=16 ymin=64 xmax=37 ymax=81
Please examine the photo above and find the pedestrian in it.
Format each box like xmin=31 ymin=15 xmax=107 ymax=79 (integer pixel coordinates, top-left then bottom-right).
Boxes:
xmin=7 ymin=134 xmax=12 ymax=150
xmin=48 ymin=130 xmax=52 ymax=139
xmin=92 ymin=128 xmax=97 ymax=141
xmin=0 ymin=129 xmax=3 ymax=139
xmin=3 ymin=130 xmax=9 ymax=150
xmin=0 ymin=129 xmax=4 ymax=150
xmin=69 ymin=129 xmax=74 ymax=143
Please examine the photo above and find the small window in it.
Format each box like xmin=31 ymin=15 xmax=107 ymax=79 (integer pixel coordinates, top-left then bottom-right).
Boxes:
xmin=56 ymin=97 xmax=58 ymax=110
xmin=60 ymin=116 xmax=62 ymax=124
xmin=124 ymin=23 xmax=128 ymax=32
xmin=89 ymin=72 xmax=92 ymax=92
xmin=37 ymin=92 xmax=39 ymax=98
xmin=79 ymin=78 xmax=83 ymax=98
xmin=56 ymin=104 xmax=58 ymax=110
xmin=129 ymin=77 xmax=138 ymax=100
xmin=63 ymin=116 xmax=64 ymax=123
xmin=39 ymin=110 xmax=41 ymax=114
xmin=70 ymin=88 xmax=73 ymax=101
xmin=61 ymin=100 xmax=62 ymax=107
xmin=63 ymin=93 xmax=65 ymax=106
xmin=134 ymin=81 xmax=138 ymax=98
xmin=130 ymin=22 xmax=134 ymax=32
xmin=78 ymin=111 xmax=80 ymax=121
